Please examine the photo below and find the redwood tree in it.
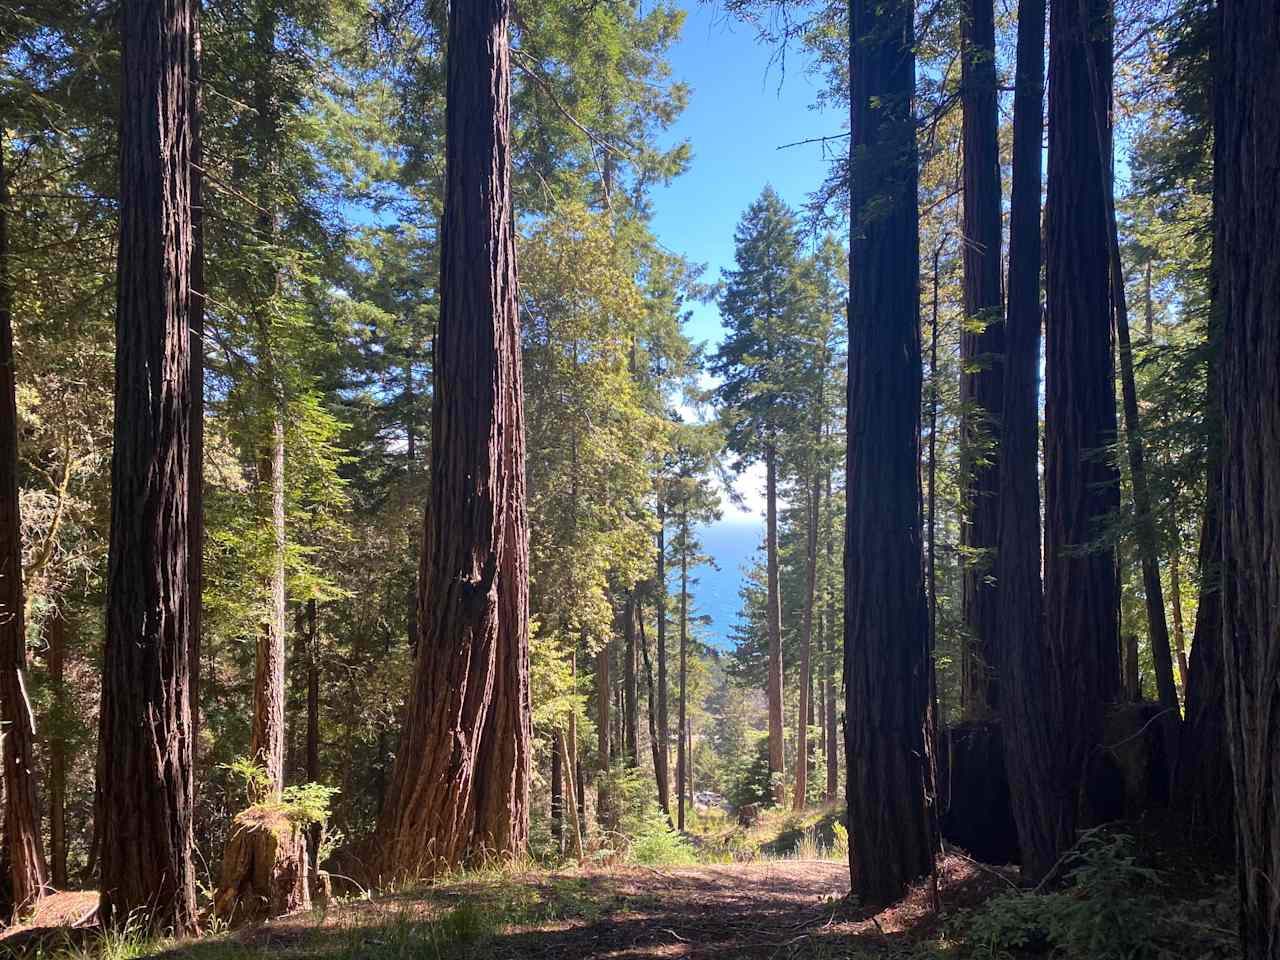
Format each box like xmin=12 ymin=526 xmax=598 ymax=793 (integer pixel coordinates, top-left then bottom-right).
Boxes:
xmin=958 ymin=0 xmax=1004 ymax=718
xmin=99 ymin=0 xmax=198 ymax=930
xmin=1216 ymin=0 xmax=1280 ymax=954
xmin=1042 ymin=0 xmax=1120 ymax=830
xmin=0 ymin=130 xmax=50 ymax=914
xmin=379 ymin=0 xmax=529 ymax=876
xmin=992 ymin=0 xmax=1069 ymax=884
xmin=844 ymin=0 xmax=936 ymax=906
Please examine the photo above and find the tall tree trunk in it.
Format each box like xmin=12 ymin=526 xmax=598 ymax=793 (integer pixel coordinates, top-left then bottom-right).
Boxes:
xmin=0 ymin=128 xmax=49 ymax=919
xmin=995 ymin=0 xmax=1064 ymax=882
xmin=655 ymin=502 xmax=671 ymax=816
xmin=1176 ymin=439 xmax=1231 ymax=853
xmin=249 ymin=0 xmax=287 ymax=802
xmin=677 ymin=507 xmax=689 ymax=831
xmin=624 ymin=593 xmax=639 ymax=767
xmin=1043 ymin=0 xmax=1121 ymax=832
xmin=556 ymin=730 xmax=583 ymax=861
xmin=823 ymin=474 xmax=837 ymax=803
xmin=46 ymin=609 xmax=68 ymax=889
xmin=958 ymin=0 xmax=1004 ymax=719
xmin=596 ymin=636 xmax=612 ymax=829
xmin=100 ymin=0 xmax=198 ymax=926
xmin=845 ymin=0 xmax=936 ymax=906
xmin=1110 ymin=227 xmax=1179 ymax=716
xmin=304 ymin=599 xmax=321 ymax=864
xmin=379 ymin=0 xmax=526 ymax=877
xmin=792 ymin=477 xmax=819 ymax=810
xmin=471 ymin=294 xmax=531 ymax=856
xmin=253 ymin=415 xmax=287 ymax=794
xmin=550 ymin=729 xmax=563 ymax=852
xmin=765 ymin=447 xmax=784 ymax=804
xmin=1216 ymin=2 xmax=1280 ymax=953
xmin=187 ymin=9 xmax=205 ymax=766
xmin=638 ymin=604 xmax=669 ymax=822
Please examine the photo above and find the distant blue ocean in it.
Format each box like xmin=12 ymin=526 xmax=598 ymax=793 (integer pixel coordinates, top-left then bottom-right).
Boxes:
xmin=684 ymin=517 xmax=763 ymax=649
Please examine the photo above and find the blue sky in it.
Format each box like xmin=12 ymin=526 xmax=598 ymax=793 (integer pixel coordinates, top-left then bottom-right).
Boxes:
xmin=647 ymin=3 xmax=841 ymax=643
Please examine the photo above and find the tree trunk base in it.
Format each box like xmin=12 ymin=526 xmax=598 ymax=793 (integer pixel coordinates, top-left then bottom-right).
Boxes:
xmin=1085 ymin=701 xmax=1174 ymax=825
xmin=213 ymin=808 xmax=311 ymax=925
xmin=939 ymin=721 xmax=1021 ymax=865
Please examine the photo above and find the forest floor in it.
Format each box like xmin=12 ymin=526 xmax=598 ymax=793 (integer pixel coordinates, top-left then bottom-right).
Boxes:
xmin=0 ymin=812 xmax=1240 ymax=959
xmin=133 ymin=855 xmax=998 ymax=960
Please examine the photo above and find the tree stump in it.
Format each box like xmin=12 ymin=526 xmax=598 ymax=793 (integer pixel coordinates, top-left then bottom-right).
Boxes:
xmin=213 ymin=806 xmax=311 ymax=924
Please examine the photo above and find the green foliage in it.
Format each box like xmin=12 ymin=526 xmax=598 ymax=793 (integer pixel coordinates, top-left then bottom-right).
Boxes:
xmin=963 ymin=830 xmax=1163 ymax=959
xmin=728 ymin=732 xmax=775 ymax=811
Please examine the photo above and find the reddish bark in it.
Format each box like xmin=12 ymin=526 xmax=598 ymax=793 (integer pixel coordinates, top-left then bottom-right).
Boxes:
xmin=1043 ymin=0 xmax=1121 ymax=835
xmin=380 ymin=0 xmax=527 ymax=877
xmin=1216 ymin=2 xmax=1280 ymax=953
xmin=0 ymin=133 xmax=50 ymax=915
xmin=99 ymin=0 xmax=198 ymax=930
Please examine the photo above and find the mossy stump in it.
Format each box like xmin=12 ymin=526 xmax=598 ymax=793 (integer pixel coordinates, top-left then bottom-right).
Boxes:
xmin=213 ymin=805 xmax=311 ymax=924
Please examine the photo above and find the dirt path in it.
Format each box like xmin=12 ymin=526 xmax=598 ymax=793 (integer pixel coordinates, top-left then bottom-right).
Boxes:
xmin=202 ymin=855 xmax=997 ymax=960
xmin=489 ymin=860 xmax=852 ymax=959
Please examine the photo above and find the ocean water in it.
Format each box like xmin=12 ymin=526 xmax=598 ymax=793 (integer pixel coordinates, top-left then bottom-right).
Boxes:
xmin=685 ymin=517 xmax=763 ymax=649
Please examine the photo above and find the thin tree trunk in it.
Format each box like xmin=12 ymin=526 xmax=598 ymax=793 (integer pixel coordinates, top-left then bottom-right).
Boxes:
xmin=824 ymin=473 xmax=837 ymax=803
xmin=596 ymin=636 xmax=612 ymax=829
xmin=928 ymin=239 xmax=942 ymax=709
xmin=46 ymin=609 xmax=68 ymax=890
xmin=958 ymin=0 xmax=1004 ymax=719
xmin=100 ymin=0 xmax=198 ymax=925
xmin=1217 ymin=2 xmax=1280 ymax=953
xmin=677 ymin=506 xmax=689 ymax=831
xmin=305 ymin=599 xmax=320 ymax=863
xmin=624 ymin=593 xmax=639 ymax=767
xmin=765 ymin=447 xmax=784 ymax=804
xmin=247 ymin=0 xmax=287 ymax=802
xmin=550 ymin=729 xmax=563 ymax=852
xmin=556 ymin=730 xmax=583 ymax=861
xmin=638 ymin=604 xmax=669 ymax=823
xmin=379 ymin=0 xmax=526 ymax=877
xmin=792 ymin=476 xmax=819 ymax=810
xmin=0 ymin=127 xmax=49 ymax=919
xmin=655 ymin=501 xmax=671 ymax=816
xmin=845 ymin=0 xmax=936 ymax=906
xmin=1113 ymin=250 xmax=1179 ymax=716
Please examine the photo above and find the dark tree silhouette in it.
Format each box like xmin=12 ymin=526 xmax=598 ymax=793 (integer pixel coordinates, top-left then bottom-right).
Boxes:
xmin=992 ymin=0 xmax=1069 ymax=884
xmin=1216 ymin=1 xmax=1280 ymax=954
xmin=958 ymin=0 xmax=1004 ymax=718
xmin=1042 ymin=0 xmax=1120 ymax=832
xmin=844 ymin=0 xmax=937 ymax=907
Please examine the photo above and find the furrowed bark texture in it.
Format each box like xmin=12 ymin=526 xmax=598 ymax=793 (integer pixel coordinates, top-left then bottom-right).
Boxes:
xmin=0 ymin=131 xmax=50 ymax=915
xmin=100 ymin=0 xmax=197 ymax=930
xmin=1216 ymin=1 xmax=1280 ymax=954
xmin=1043 ymin=0 xmax=1120 ymax=830
xmin=845 ymin=0 xmax=936 ymax=907
xmin=958 ymin=0 xmax=1004 ymax=718
xmin=994 ymin=0 xmax=1069 ymax=884
xmin=380 ymin=0 xmax=526 ymax=878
